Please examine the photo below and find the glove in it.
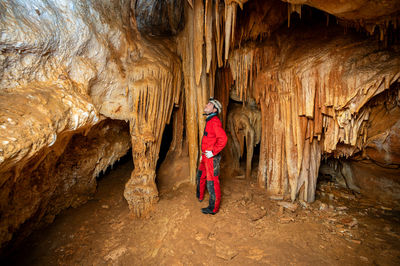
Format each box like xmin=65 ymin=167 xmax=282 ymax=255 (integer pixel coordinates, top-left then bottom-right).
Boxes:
xmin=205 ymin=150 xmax=214 ymax=159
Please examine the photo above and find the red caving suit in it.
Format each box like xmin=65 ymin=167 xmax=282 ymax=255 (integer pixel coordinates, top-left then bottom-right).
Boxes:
xmin=196 ymin=112 xmax=227 ymax=213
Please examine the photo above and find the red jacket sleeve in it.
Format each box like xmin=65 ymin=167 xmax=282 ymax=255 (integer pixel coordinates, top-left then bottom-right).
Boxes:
xmin=212 ymin=119 xmax=227 ymax=155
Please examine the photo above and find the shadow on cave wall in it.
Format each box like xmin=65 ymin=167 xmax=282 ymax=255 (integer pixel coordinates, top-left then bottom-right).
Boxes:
xmin=317 ymin=82 xmax=400 ymax=205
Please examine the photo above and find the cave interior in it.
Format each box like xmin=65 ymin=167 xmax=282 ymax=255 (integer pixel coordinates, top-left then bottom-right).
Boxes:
xmin=0 ymin=0 xmax=400 ymax=263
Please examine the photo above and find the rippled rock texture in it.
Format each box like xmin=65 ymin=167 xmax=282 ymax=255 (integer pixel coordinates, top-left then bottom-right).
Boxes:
xmin=0 ymin=119 xmax=131 ymax=249
xmin=1 ymin=0 xmax=400 ymax=252
xmin=0 ymin=0 xmax=182 ymax=248
xmin=231 ymin=24 xmax=400 ymax=202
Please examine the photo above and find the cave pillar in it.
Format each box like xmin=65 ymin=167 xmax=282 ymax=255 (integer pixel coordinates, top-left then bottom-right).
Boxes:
xmin=124 ymin=132 xmax=159 ymax=218
xmin=257 ymin=92 xmax=289 ymax=196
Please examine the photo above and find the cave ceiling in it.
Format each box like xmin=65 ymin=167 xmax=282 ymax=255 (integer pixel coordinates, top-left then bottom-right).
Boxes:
xmin=282 ymin=0 xmax=400 ymax=20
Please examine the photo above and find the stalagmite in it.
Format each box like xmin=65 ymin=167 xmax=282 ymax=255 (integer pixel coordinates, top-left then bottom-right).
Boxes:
xmin=227 ymin=102 xmax=261 ymax=179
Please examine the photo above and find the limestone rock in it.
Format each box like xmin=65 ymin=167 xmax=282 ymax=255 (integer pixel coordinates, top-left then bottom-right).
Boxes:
xmin=1 ymin=0 xmax=400 ymax=253
xmin=135 ymin=0 xmax=185 ymax=36
xmin=0 ymin=0 xmax=182 ymax=248
xmin=215 ymin=241 xmax=238 ymax=260
xmin=0 ymin=119 xmax=131 ymax=249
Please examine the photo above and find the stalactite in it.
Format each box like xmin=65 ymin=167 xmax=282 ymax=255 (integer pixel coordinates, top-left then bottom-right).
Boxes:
xmin=229 ymin=44 xmax=277 ymax=103
xmin=231 ymin=2 xmax=237 ymax=49
xmin=253 ymin=30 xmax=400 ymax=202
xmin=215 ymin=1 xmax=224 ymax=67
xmin=177 ymin=3 xmax=199 ymax=184
xmin=209 ymin=46 xmax=218 ymax=98
xmin=194 ymin=0 xmax=204 ymax=86
xmin=168 ymin=91 xmax=186 ymax=157
xmin=205 ymin=0 xmax=213 ymax=73
xmin=215 ymin=67 xmax=233 ymax=128
xmin=123 ymin=40 xmax=182 ymax=217
xmin=224 ymin=2 xmax=238 ymax=62
xmin=287 ymin=3 xmax=302 ymax=27
xmin=224 ymin=3 xmax=232 ymax=62
xmin=177 ymin=0 xmax=242 ymax=181
xmin=196 ymin=54 xmax=208 ymax=150
xmin=186 ymin=0 xmax=193 ymax=9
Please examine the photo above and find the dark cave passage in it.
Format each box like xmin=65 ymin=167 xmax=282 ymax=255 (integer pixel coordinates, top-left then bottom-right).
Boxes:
xmin=3 ymin=150 xmax=134 ymax=265
xmin=156 ymin=120 xmax=173 ymax=171
xmin=96 ymin=148 xmax=133 ymax=181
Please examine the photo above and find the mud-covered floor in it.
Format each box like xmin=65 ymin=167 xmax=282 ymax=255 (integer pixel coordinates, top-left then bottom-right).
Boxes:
xmin=4 ymin=154 xmax=400 ymax=265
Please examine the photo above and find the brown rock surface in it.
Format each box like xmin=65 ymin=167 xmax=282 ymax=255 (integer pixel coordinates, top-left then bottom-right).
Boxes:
xmin=283 ymin=0 xmax=400 ymax=20
xmin=0 ymin=119 xmax=130 ymax=249
xmin=3 ymin=157 xmax=399 ymax=265
xmin=0 ymin=0 xmax=181 ymax=247
xmin=247 ymin=26 xmax=400 ymax=202
xmin=0 ymin=0 xmax=400 ymax=254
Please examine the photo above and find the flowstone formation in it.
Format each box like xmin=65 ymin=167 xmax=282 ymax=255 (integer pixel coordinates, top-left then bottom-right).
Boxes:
xmin=229 ymin=26 xmax=400 ymax=202
xmin=176 ymin=0 xmax=400 ymax=204
xmin=227 ymin=101 xmax=261 ymax=180
xmin=1 ymin=0 xmax=400 ymax=253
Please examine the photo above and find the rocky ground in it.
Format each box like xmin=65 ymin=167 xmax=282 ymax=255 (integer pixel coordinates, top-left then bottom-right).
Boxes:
xmin=3 ymin=154 xmax=400 ymax=265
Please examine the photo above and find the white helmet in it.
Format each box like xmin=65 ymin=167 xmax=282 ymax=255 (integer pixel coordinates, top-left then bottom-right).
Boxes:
xmin=209 ymin=98 xmax=222 ymax=114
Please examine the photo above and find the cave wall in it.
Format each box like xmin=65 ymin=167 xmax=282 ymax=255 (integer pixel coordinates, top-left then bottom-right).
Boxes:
xmin=0 ymin=118 xmax=131 ymax=249
xmin=254 ymin=27 xmax=400 ymax=201
xmin=0 ymin=0 xmax=182 ymax=248
xmin=350 ymin=85 xmax=400 ymax=203
xmin=175 ymin=0 xmax=400 ymax=204
xmin=228 ymin=4 xmax=400 ymax=203
xmin=1 ymin=0 xmax=400 ymax=251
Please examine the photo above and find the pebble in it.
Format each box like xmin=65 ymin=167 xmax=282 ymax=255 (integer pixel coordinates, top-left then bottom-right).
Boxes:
xmin=278 ymin=206 xmax=284 ymax=215
xmin=299 ymin=200 xmax=309 ymax=209
xmin=319 ymin=203 xmax=328 ymax=211
xmin=269 ymin=195 xmax=284 ymax=201
xmin=279 ymin=217 xmax=294 ymax=223
xmin=102 ymin=205 xmax=110 ymax=209
xmin=277 ymin=201 xmax=298 ymax=212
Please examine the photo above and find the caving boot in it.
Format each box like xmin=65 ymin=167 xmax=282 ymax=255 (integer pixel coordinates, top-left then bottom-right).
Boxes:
xmin=201 ymin=207 xmax=217 ymax=215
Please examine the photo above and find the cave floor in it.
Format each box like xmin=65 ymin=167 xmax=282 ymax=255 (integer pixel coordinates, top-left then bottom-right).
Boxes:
xmin=6 ymin=155 xmax=400 ymax=265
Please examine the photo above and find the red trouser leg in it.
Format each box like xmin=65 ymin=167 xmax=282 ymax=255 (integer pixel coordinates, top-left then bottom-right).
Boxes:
xmin=204 ymin=154 xmax=222 ymax=213
xmin=196 ymin=156 xmax=207 ymax=201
